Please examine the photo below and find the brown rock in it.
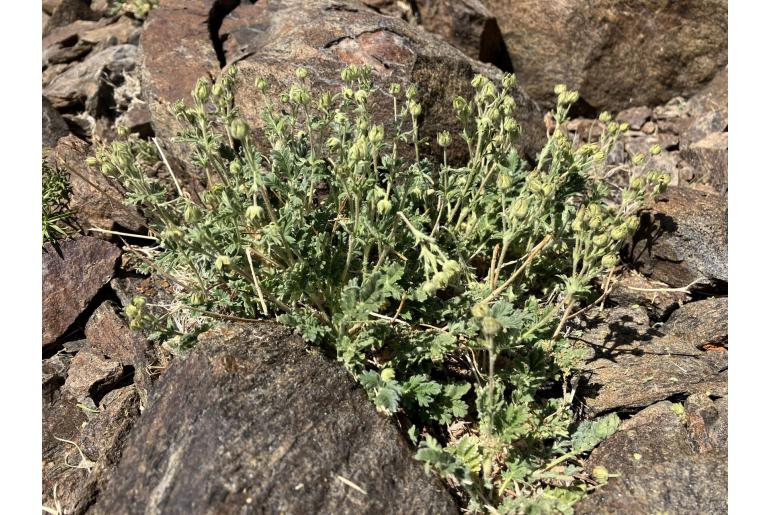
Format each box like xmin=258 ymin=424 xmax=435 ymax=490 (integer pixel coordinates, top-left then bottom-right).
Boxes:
xmin=616 ymin=106 xmax=652 ymax=131
xmin=43 ymin=96 xmax=70 ymax=148
xmin=42 ymin=237 xmax=121 ymax=347
xmin=48 ymin=134 xmax=145 ymax=233
xmin=681 ymin=66 xmax=728 ymax=147
xmin=44 ymin=44 xmax=138 ymax=112
xmin=575 ymin=398 xmax=727 ymax=514
xmin=62 ymin=346 xmax=129 ymax=402
xmin=607 ymin=269 xmax=688 ymax=320
xmin=629 ymin=186 xmax=728 ymax=289
xmin=577 ymin=298 xmax=727 ymax=416
xmin=363 ymin=0 xmax=511 ymax=69
xmin=93 ymin=323 xmax=458 ymax=514
xmin=680 ymin=131 xmax=728 ymax=194
xmin=140 ymin=0 xmax=544 ymax=165
xmin=44 ymin=0 xmax=97 ymax=35
xmin=80 ymin=386 xmax=141 ymax=463
xmin=486 ymin=0 xmax=728 ymax=111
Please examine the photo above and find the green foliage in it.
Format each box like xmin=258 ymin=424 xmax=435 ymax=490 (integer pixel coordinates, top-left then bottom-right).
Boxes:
xmin=42 ymin=160 xmax=74 ymax=244
xmin=92 ymin=65 xmax=665 ymax=512
xmin=107 ymin=0 xmax=158 ymax=19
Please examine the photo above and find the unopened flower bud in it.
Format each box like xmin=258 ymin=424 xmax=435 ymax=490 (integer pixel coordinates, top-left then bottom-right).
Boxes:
xmin=125 ymin=304 xmax=138 ymax=318
xmin=593 ymin=234 xmax=609 ymax=247
xmin=610 ymin=224 xmax=628 ymax=241
xmin=409 ymin=101 xmax=422 ymax=117
xmin=405 ymin=84 xmax=418 ymax=100
xmin=630 ymin=176 xmax=645 ymax=190
xmin=554 ymin=84 xmax=568 ymax=95
xmin=230 ymin=119 xmax=249 ymax=140
xmin=512 ymin=198 xmax=529 ymax=219
xmin=619 ymin=122 xmax=630 ymax=132
xmin=502 ymin=73 xmax=517 ymax=89
xmin=246 ymin=205 xmax=264 ymax=221
xmin=471 ymin=303 xmax=489 ymax=318
xmin=626 ymin=216 xmax=640 ymax=231
xmin=376 ymin=198 xmax=392 ymax=215
xmin=86 ymin=156 xmax=98 ymax=167
xmin=255 ymin=77 xmax=267 ymax=93
xmin=599 ymin=111 xmax=612 ymax=123
xmin=327 ymin=137 xmax=341 ymax=150
xmin=193 ymin=79 xmax=211 ymax=103
xmin=389 ymin=83 xmax=401 ymax=95
xmin=354 ymin=89 xmax=368 ymax=104
xmin=229 ymin=160 xmax=242 ymax=174
xmin=649 ymin=144 xmax=662 ymax=156
xmin=214 ymin=255 xmax=231 ymax=270
xmin=482 ymin=316 xmax=502 ymax=337
xmin=184 ymin=204 xmax=201 ymax=223
xmin=601 ymin=254 xmax=619 ymax=268
xmin=437 ymin=130 xmax=452 ymax=148
xmin=380 ymin=368 xmax=395 ymax=382
xmin=592 ymin=465 xmax=610 ymax=481
xmin=295 ymin=67 xmax=308 ymax=80
xmin=632 ymin=153 xmax=645 ymax=166
xmin=368 ymin=124 xmax=384 ymax=144
xmin=497 ymin=173 xmax=513 ymax=191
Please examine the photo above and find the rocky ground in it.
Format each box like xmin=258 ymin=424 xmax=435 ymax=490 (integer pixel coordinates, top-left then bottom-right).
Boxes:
xmin=43 ymin=1 xmax=727 ymax=513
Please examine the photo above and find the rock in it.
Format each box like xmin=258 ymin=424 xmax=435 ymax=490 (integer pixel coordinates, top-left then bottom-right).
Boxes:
xmin=577 ymin=298 xmax=727 ymax=416
xmin=607 ymin=269 xmax=688 ymax=321
xmin=575 ymin=397 xmax=727 ymax=514
xmin=42 ymin=237 xmax=121 ymax=347
xmin=680 ymin=131 xmax=728 ymax=194
xmin=115 ymin=99 xmax=154 ymax=137
xmin=44 ymin=0 xmax=97 ymax=35
xmin=85 ymin=301 xmax=154 ymax=406
xmin=80 ymin=386 xmax=141 ymax=463
xmin=681 ymin=66 xmax=728 ymax=147
xmin=44 ymin=44 xmax=138 ymax=114
xmin=485 ymin=0 xmax=728 ymax=111
xmin=140 ymin=0 xmax=544 ymax=165
xmin=616 ymin=106 xmax=652 ymax=131
xmin=62 ymin=345 xmax=129 ymax=402
xmin=629 ymin=186 xmax=728 ymax=289
xmin=93 ymin=323 xmax=458 ymax=514
xmin=43 ymin=96 xmax=70 ymax=148
xmin=48 ymin=134 xmax=145 ymax=233
xmin=363 ymin=0 xmax=511 ymax=69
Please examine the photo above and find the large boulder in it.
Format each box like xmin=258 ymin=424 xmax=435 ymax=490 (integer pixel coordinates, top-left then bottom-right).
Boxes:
xmin=577 ymin=297 xmax=727 ymax=416
xmin=140 ymin=0 xmax=544 ymax=165
xmin=93 ymin=323 xmax=458 ymax=514
xmin=575 ymin=396 xmax=727 ymax=514
xmin=629 ymin=186 xmax=728 ymax=290
xmin=485 ymin=0 xmax=728 ymax=111
xmin=42 ymin=237 xmax=121 ymax=347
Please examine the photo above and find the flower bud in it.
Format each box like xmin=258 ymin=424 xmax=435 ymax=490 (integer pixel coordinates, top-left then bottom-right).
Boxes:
xmin=405 ymin=85 xmax=418 ymax=100
xmin=482 ymin=82 xmax=497 ymax=100
xmin=246 ymin=205 xmax=264 ymax=221
xmin=512 ymin=198 xmax=529 ymax=219
xmin=502 ymin=73 xmax=517 ymax=89
xmin=184 ymin=204 xmax=201 ymax=223
xmin=601 ymin=254 xmax=619 ymax=268
xmin=193 ymin=79 xmax=211 ymax=103
xmin=626 ymin=216 xmax=640 ymax=231
xmin=554 ymin=84 xmax=567 ymax=95
xmin=541 ymin=183 xmax=555 ymax=196
xmin=630 ymin=176 xmax=645 ymax=190
xmin=376 ymin=198 xmax=392 ymax=215
xmin=214 ymin=255 xmax=231 ymax=270
xmin=592 ymin=234 xmax=609 ymax=247
xmin=599 ymin=111 xmax=612 ymax=123
xmin=295 ymin=67 xmax=307 ymax=80
xmin=497 ymin=173 xmax=513 ymax=191
xmin=610 ymin=224 xmax=628 ymax=241
xmin=471 ymin=74 xmax=486 ymax=89
xmin=422 ymin=280 xmax=438 ymax=296
xmin=229 ymin=160 xmax=242 ymax=175
xmin=592 ymin=465 xmax=610 ymax=482
xmin=133 ymin=296 xmax=146 ymax=308
xmin=190 ymin=292 xmax=206 ymax=305
xmin=437 ymin=130 xmax=452 ymax=148
xmin=255 ymin=77 xmax=267 ymax=93
xmin=86 ymin=156 xmax=98 ymax=167
xmin=619 ymin=122 xmax=630 ymax=132
xmin=368 ymin=124 xmax=384 ymax=144
xmin=341 ymin=65 xmax=356 ymax=82
xmin=503 ymin=118 xmax=519 ymax=134
xmin=409 ymin=101 xmax=422 ymax=117
xmin=354 ymin=89 xmax=369 ymax=104
xmin=481 ymin=316 xmax=502 ymax=338
xmin=124 ymin=304 xmax=138 ymax=318
xmin=442 ymin=260 xmax=461 ymax=275
xmin=116 ymin=125 xmax=129 ymax=137
xmin=649 ymin=144 xmax=662 ymax=156
xmin=227 ymin=65 xmax=237 ymax=77
xmin=380 ymin=368 xmax=396 ymax=382
xmin=327 ymin=137 xmax=341 ymax=150
xmin=632 ymin=153 xmax=645 ymax=166
xmin=230 ymin=119 xmax=249 ymax=140
xmin=389 ymin=83 xmax=401 ymax=95
xmin=471 ymin=303 xmax=489 ymax=318
xmin=343 ymin=87 xmax=354 ymax=100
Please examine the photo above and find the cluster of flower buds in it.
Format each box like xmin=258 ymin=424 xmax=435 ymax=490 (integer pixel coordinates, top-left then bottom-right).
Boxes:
xmin=422 ymin=259 xmax=462 ymax=295
xmin=124 ymin=296 xmax=149 ymax=330
xmin=554 ymin=84 xmax=579 ymax=106
xmin=470 ymin=303 xmax=501 ymax=338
